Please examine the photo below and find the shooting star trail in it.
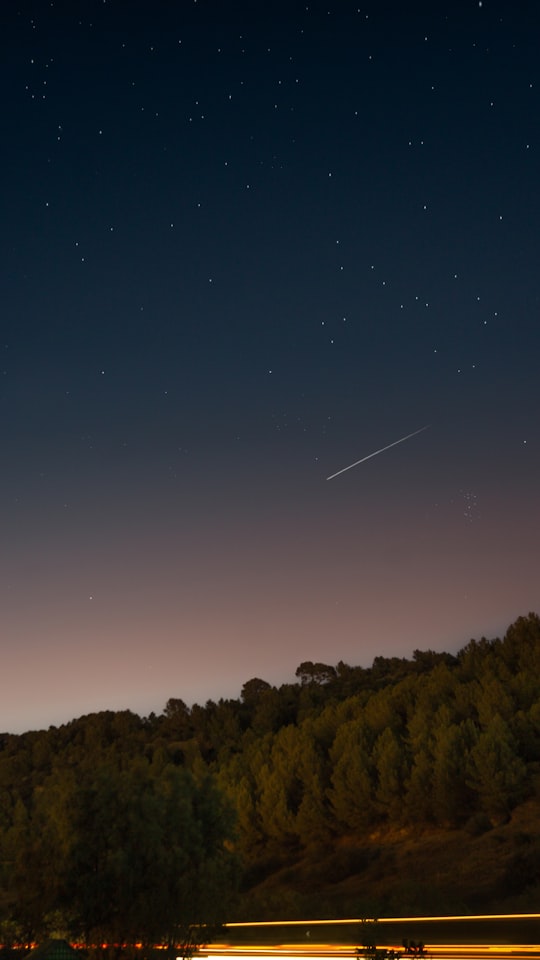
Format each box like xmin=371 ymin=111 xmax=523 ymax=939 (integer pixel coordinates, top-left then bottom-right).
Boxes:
xmin=326 ymin=425 xmax=430 ymax=480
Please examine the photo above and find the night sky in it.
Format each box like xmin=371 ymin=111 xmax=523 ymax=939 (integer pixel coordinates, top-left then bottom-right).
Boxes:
xmin=2 ymin=0 xmax=539 ymax=734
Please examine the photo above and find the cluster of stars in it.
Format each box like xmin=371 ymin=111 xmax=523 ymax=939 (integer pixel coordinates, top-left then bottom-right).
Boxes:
xmin=6 ymin=3 xmax=537 ymax=500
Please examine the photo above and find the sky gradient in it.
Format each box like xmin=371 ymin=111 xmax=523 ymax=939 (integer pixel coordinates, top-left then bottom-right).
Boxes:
xmin=2 ymin=0 xmax=539 ymax=733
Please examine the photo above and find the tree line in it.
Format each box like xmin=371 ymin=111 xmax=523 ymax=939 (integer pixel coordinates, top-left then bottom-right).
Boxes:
xmin=1 ymin=613 xmax=540 ymax=947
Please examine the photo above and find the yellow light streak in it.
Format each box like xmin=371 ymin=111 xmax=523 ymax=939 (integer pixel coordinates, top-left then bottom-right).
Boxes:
xmin=225 ymin=914 xmax=540 ymax=928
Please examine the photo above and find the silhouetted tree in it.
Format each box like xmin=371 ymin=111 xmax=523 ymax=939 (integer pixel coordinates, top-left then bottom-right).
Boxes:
xmin=295 ymin=661 xmax=337 ymax=685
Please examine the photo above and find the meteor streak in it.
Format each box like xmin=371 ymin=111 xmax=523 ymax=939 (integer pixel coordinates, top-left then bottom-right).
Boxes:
xmin=326 ymin=425 xmax=429 ymax=480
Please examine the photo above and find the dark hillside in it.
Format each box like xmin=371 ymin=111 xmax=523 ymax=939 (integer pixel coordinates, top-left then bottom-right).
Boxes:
xmin=234 ymin=797 xmax=540 ymax=919
xmin=1 ymin=613 xmax=540 ymax=942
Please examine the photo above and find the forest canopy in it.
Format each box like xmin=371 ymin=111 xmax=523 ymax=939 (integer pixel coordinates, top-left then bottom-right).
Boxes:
xmin=2 ymin=613 xmax=540 ymax=940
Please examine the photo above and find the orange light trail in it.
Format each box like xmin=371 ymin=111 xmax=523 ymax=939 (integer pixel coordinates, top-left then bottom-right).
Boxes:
xmin=224 ymin=914 xmax=540 ymax=927
xmin=199 ymin=914 xmax=540 ymax=960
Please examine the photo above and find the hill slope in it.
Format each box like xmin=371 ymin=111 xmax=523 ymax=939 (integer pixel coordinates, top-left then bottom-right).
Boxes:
xmin=237 ymin=797 xmax=540 ymax=919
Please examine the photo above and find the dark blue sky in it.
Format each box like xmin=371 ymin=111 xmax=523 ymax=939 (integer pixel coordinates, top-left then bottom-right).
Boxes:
xmin=2 ymin=0 xmax=539 ymax=733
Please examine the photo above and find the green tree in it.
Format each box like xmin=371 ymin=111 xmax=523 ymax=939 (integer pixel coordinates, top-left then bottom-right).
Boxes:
xmin=162 ymin=698 xmax=194 ymax=740
xmin=241 ymin=678 xmax=272 ymax=703
xmin=79 ymin=762 xmax=237 ymax=952
xmin=500 ymin=613 xmax=540 ymax=673
xmin=295 ymin=661 xmax=337 ymax=686
xmin=293 ymin=720 xmax=331 ymax=848
xmin=2 ymin=795 xmax=52 ymax=942
xmin=217 ymin=734 xmax=273 ymax=858
xmin=474 ymin=673 xmax=515 ymax=729
xmin=467 ymin=714 xmax=528 ymax=823
xmin=253 ymin=721 xmax=330 ymax=850
xmin=256 ymin=726 xmax=305 ymax=847
xmin=373 ymin=727 xmax=408 ymax=819
xmin=403 ymin=747 xmax=433 ymax=823
xmin=431 ymin=718 xmax=473 ymax=825
xmin=1 ymin=758 xmax=238 ymax=955
xmin=328 ymin=718 xmax=376 ymax=831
